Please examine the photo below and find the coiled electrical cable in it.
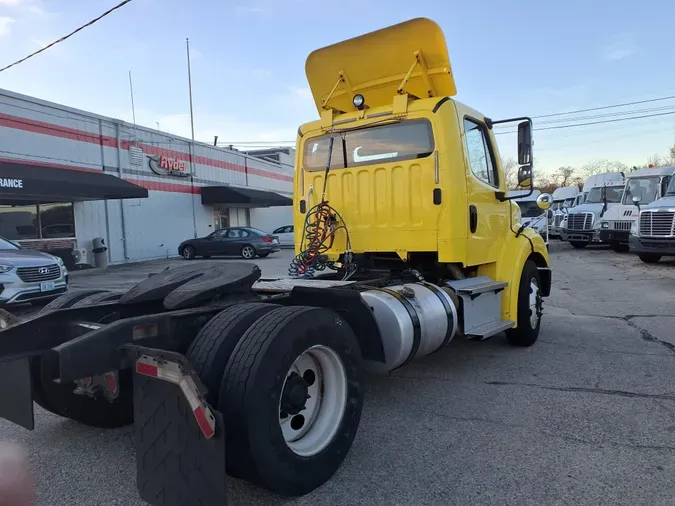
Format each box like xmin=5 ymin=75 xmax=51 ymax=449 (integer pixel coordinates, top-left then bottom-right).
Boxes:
xmin=289 ymin=135 xmax=354 ymax=278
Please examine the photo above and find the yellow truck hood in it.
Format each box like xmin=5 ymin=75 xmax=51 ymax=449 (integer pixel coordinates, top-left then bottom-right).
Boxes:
xmin=305 ymin=17 xmax=457 ymax=115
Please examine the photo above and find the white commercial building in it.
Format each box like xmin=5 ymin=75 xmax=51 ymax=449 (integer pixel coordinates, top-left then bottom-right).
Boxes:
xmin=0 ymin=88 xmax=294 ymax=268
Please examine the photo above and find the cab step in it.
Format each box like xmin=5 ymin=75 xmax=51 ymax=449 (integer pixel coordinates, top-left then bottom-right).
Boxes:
xmin=452 ymin=277 xmax=508 ymax=298
xmin=446 ymin=276 xmax=512 ymax=340
xmin=464 ymin=319 xmax=515 ymax=339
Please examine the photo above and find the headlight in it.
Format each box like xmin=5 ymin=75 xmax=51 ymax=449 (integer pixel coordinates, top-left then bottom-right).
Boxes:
xmin=0 ymin=265 xmax=13 ymax=273
xmin=55 ymin=256 xmax=64 ymax=266
xmin=601 ymin=222 xmax=609 ymax=229
xmin=630 ymin=221 xmax=638 ymax=236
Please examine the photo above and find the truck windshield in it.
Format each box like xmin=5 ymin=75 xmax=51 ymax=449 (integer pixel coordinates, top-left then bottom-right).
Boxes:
xmin=303 ymin=119 xmax=434 ymax=171
xmin=586 ymin=186 xmax=624 ymax=204
xmin=622 ymin=177 xmax=659 ymax=205
xmin=517 ymin=201 xmax=543 ymax=218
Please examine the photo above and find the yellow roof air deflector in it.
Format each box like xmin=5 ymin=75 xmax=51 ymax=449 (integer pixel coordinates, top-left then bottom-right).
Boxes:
xmin=305 ymin=18 xmax=457 ymax=115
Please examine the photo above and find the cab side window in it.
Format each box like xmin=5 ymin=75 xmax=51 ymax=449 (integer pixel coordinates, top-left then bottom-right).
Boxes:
xmin=661 ymin=176 xmax=671 ymax=197
xmin=464 ymin=118 xmax=498 ymax=187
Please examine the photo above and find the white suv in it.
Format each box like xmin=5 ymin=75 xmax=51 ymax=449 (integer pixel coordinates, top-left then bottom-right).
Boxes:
xmin=0 ymin=237 xmax=69 ymax=305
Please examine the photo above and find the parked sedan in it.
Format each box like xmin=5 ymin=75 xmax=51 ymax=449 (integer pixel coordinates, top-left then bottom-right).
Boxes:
xmin=0 ymin=236 xmax=69 ymax=305
xmin=178 ymin=227 xmax=281 ymax=260
xmin=272 ymin=225 xmax=295 ymax=247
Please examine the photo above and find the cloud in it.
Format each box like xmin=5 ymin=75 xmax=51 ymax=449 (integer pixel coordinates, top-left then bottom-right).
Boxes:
xmin=0 ymin=16 xmax=15 ymax=36
xmin=602 ymin=34 xmax=637 ymax=62
xmin=0 ymin=0 xmax=22 ymax=5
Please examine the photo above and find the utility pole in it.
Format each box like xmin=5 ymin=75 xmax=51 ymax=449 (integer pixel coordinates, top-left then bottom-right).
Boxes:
xmin=186 ymin=38 xmax=198 ymax=239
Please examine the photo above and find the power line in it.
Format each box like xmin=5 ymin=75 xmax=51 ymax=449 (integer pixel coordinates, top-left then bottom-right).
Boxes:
xmin=0 ymin=0 xmax=134 ymax=73
xmin=493 ymin=104 xmax=675 ymax=128
xmin=495 ymin=111 xmax=675 ymax=135
xmin=531 ymin=94 xmax=675 ymax=119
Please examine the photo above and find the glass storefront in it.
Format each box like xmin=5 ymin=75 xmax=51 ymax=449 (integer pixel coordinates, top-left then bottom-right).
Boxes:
xmin=0 ymin=202 xmax=75 ymax=241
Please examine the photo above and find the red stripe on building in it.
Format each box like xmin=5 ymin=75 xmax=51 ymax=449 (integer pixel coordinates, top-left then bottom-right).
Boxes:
xmin=1 ymin=112 xmax=293 ymax=183
xmin=128 ymin=178 xmax=201 ymax=194
xmin=0 ymin=113 xmax=118 ymax=148
xmin=121 ymin=140 xmax=293 ymax=183
xmin=0 ymin=156 xmax=199 ymax=195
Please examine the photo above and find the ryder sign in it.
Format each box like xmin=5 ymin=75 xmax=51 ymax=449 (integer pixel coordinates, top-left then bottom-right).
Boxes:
xmin=148 ymin=155 xmax=190 ymax=177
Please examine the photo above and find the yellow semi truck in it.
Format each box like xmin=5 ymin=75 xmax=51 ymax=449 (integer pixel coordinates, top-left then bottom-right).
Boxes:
xmin=0 ymin=18 xmax=551 ymax=506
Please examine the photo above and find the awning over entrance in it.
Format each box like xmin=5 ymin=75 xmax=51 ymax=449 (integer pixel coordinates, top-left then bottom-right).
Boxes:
xmin=0 ymin=161 xmax=148 ymax=204
xmin=201 ymin=185 xmax=292 ymax=207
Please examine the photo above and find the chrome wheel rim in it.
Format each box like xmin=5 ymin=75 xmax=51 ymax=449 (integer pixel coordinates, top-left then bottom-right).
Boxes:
xmin=242 ymin=246 xmax=254 ymax=259
xmin=183 ymin=248 xmax=192 ymax=259
xmin=529 ymin=277 xmax=542 ymax=328
xmin=278 ymin=345 xmax=347 ymax=457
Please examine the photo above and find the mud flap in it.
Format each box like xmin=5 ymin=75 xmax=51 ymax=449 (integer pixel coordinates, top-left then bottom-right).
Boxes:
xmin=0 ymin=358 xmax=34 ymax=430
xmin=129 ymin=346 xmax=227 ymax=506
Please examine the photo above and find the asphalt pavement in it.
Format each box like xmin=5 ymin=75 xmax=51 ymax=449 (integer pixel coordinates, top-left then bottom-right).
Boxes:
xmin=2 ymin=244 xmax=675 ymax=505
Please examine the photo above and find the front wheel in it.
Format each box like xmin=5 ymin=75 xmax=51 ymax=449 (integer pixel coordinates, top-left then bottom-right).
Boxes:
xmin=219 ymin=306 xmax=364 ymax=496
xmin=639 ymin=253 xmax=662 ymax=264
xmin=569 ymin=241 xmax=587 ymax=249
xmin=505 ymin=260 xmax=542 ymax=347
xmin=182 ymin=245 xmax=196 ymax=260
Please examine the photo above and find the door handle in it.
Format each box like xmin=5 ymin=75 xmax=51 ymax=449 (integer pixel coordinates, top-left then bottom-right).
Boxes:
xmin=469 ymin=205 xmax=478 ymax=233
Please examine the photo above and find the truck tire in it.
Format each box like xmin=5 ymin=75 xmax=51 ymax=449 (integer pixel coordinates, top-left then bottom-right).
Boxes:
xmin=34 ymin=290 xmax=133 ymax=427
xmin=569 ymin=241 xmax=587 ymax=249
xmin=506 ymin=260 xmax=542 ymax=347
xmin=611 ymin=242 xmax=629 ymax=253
xmin=219 ymin=306 xmax=364 ymax=496
xmin=39 ymin=289 xmax=107 ymax=314
xmin=70 ymin=291 xmax=123 ymax=307
xmin=639 ymin=253 xmax=662 ymax=264
xmin=32 ymin=289 xmax=108 ymax=415
xmin=185 ymin=303 xmax=279 ymax=405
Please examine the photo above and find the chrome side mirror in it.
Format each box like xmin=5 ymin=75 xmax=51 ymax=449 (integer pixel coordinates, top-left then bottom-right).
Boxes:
xmin=537 ymin=193 xmax=553 ymax=210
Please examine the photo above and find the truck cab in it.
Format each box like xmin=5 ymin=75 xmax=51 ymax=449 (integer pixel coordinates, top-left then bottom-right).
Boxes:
xmin=628 ymin=165 xmax=675 ymax=263
xmin=599 ymin=166 xmax=675 ymax=251
xmin=560 ymin=172 xmax=626 ymax=249
xmin=549 ymin=186 xmax=580 ymax=238
xmin=294 ymin=17 xmax=552 ymax=341
xmin=561 ymin=182 xmax=625 ymax=249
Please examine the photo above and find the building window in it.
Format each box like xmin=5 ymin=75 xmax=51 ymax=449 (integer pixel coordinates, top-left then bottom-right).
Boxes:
xmin=39 ymin=203 xmax=75 ymax=239
xmin=0 ymin=202 xmax=75 ymax=241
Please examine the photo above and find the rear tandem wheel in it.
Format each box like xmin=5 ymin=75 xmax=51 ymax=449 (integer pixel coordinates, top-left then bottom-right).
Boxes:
xmin=219 ymin=306 xmax=365 ymax=496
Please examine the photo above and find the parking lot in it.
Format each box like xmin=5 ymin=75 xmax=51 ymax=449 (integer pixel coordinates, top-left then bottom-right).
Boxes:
xmin=3 ymin=244 xmax=675 ymax=505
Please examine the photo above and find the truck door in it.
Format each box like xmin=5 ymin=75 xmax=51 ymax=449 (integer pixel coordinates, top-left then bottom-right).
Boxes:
xmin=461 ymin=116 xmax=508 ymax=266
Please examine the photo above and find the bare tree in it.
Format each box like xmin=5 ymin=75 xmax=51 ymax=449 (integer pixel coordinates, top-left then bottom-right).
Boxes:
xmin=501 ymin=157 xmax=518 ymax=190
xmin=647 ymin=153 xmax=668 ymax=167
xmin=580 ymin=159 xmax=629 ymax=178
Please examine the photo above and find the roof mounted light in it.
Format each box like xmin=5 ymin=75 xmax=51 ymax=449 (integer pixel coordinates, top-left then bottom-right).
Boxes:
xmin=353 ymin=94 xmax=365 ymax=110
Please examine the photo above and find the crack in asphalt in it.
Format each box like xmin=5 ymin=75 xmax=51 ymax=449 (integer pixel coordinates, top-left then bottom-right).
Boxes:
xmin=546 ymin=307 xmax=675 ymax=355
xmin=486 ymin=380 xmax=675 ymax=402
xmin=537 ymin=339 xmax=667 ymax=357
xmin=431 ymin=412 xmax=675 ymax=452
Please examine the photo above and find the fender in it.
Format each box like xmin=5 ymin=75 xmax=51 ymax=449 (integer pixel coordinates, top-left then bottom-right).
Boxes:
xmin=478 ymin=228 xmax=550 ymax=324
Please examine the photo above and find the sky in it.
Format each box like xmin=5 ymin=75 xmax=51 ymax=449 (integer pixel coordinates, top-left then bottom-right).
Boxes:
xmin=1 ymin=0 xmax=675 ymax=173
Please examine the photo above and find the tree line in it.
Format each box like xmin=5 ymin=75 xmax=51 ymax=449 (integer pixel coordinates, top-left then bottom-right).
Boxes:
xmin=503 ymin=145 xmax=675 ymax=193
